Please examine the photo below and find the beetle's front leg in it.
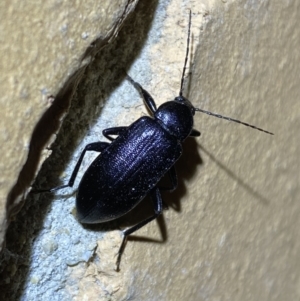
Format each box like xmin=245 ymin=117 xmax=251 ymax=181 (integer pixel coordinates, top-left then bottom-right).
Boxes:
xmin=116 ymin=187 xmax=163 ymax=271
xmin=126 ymin=74 xmax=157 ymax=114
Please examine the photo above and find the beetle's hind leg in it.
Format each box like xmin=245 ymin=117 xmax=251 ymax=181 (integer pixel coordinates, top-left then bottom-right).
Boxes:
xmin=103 ymin=126 xmax=127 ymax=141
xmin=116 ymin=187 xmax=163 ymax=271
xmin=159 ymin=166 xmax=178 ymax=209
xmin=32 ymin=142 xmax=109 ymax=193
xmin=159 ymin=166 xmax=178 ymax=191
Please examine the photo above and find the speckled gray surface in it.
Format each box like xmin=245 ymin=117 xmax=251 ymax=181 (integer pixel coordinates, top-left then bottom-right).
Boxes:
xmin=2 ymin=0 xmax=177 ymax=300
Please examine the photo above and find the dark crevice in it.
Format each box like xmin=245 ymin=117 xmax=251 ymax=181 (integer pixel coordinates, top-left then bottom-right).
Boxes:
xmin=0 ymin=0 xmax=160 ymax=299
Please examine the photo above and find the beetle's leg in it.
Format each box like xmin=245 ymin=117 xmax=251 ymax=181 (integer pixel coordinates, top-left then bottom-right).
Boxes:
xmin=33 ymin=142 xmax=109 ymax=193
xmin=158 ymin=166 xmax=178 ymax=209
xmin=126 ymin=74 xmax=157 ymax=114
xmin=189 ymin=129 xmax=201 ymax=137
xmin=103 ymin=126 xmax=127 ymax=141
xmin=159 ymin=166 xmax=178 ymax=192
xmin=116 ymin=187 xmax=163 ymax=270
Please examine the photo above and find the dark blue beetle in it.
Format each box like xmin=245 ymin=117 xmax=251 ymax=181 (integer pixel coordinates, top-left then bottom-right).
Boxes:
xmin=38 ymin=12 xmax=273 ymax=269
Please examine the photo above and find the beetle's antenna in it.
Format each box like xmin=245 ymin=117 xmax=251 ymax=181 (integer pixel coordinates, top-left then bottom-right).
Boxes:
xmin=179 ymin=11 xmax=273 ymax=135
xmin=179 ymin=10 xmax=192 ymax=97
xmin=194 ymin=108 xmax=274 ymax=135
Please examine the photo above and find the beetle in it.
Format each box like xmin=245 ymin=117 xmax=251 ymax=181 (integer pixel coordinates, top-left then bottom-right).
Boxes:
xmin=36 ymin=11 xmax=273 ymax=270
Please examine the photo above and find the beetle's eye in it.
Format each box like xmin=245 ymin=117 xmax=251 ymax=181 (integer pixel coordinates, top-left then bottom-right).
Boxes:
xmin=174 ymin=96 xmax=184 ymax=103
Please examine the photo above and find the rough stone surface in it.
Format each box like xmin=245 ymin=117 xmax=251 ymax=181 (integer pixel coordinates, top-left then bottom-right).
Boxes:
xmin=125 ymin=1 xmax=300 ymax=300
xmin=0 ymin=0 xmax=137 ymax=250
xmin=1 ymin=0 xmax=299 ymax=300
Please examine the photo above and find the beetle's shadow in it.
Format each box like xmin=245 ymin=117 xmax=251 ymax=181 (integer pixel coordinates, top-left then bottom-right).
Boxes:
xmin=0 ymin=0 xmax=162 ymax=299
xmin=85 ymin=137 xmax=203 ymax=244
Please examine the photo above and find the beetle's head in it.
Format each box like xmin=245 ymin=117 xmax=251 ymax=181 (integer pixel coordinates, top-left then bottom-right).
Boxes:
xmin=174 ymin=95 xmax=196 ymax=114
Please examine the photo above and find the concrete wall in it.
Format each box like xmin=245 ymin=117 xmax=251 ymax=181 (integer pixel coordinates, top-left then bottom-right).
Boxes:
xmin=0 ymin=0 xmax=299 ymax=300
